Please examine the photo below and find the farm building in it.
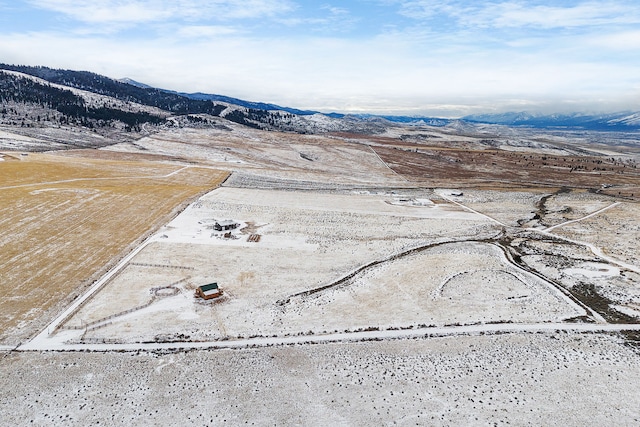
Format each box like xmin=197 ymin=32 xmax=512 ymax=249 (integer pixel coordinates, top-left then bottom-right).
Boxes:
xmin=195 ymin=283 xmax=223 ymax=300
xmin=214 ymin=220 xmax=239 ymax=231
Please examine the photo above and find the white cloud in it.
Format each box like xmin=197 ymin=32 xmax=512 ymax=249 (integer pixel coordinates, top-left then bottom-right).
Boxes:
xmin=29 ymin=0 xmax=168 ymax=23
xmin=27 ymin=0 xmax=294 ymax=23
xmin=467 ymin=1 xmax=640 ymax=29
xmin=588 ymin=30 xmax=640 ymax=50
xmin=176 ymin=25 xmax=239 ymax=38
xmin=4 ymin=1 xmax=640 ymax=116
xmin=396 ymin=1 xmax=640 ymax=29
xmin=2 ymin=29 xmax=637 ymax=116
xmin=321 ymin=5 xmax=349 ymax=16
xmin=275 ymin=4 xmax=358 ymax=33
xmin=395 ymin=0 xmax=454 ymax=20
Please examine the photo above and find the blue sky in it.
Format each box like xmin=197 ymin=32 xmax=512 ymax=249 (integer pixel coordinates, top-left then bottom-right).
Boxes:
xmin=1 ymin=1 xmax=640 ymax=117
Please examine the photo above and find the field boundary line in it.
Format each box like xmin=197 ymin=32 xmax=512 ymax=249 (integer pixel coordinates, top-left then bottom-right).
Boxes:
xmin=367 ymin=145 xmax=408 ymax=182
xmin=16 ymin=322 xmax=640 ymax=352
xmin=0 ymin=166 xmax=192 ymax=191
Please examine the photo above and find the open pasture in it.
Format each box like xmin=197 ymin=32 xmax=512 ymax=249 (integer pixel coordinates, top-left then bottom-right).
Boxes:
xmin=56 ymin=187 xmax=585 ymax=344
xmin=3 ymin=333 xmax=640 ymax=425
xmin=3 ymin=120 xmax=640 ymax=425
xmin=105 ymin=125 xmax=408 ymax=186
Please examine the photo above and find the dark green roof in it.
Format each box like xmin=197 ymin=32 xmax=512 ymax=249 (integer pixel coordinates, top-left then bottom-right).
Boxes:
xmin=200 ymin=283 xmax=218 ymax=291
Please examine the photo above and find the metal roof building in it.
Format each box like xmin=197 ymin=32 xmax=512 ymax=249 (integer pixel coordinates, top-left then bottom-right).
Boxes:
xmin=195 ymin=282 xmax=223 ymax=300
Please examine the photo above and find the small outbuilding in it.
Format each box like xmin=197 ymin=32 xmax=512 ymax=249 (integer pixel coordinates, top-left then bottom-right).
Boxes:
xmin=214 ymin=220 xmax=239 ymax=232
xmin=195 ymin=282 xmax=223 ymax=300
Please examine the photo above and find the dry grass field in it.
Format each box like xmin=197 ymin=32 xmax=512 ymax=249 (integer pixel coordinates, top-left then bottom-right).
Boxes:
xmin=0 ymin=152 xmax=228 ymax=345
xmin=371 ymin=144 xmax=640 ymax=198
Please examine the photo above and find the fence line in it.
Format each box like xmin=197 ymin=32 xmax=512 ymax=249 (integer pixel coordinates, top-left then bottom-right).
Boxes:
xmin=130 ymin=262 xmax=194 ymax=270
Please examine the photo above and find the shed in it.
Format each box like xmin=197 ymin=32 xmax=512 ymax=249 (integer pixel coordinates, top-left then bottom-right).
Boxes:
xmin=195 ymin=282 xmax=223 ymax=300
xmin=214 ymin=220 xmax=239 ymax=231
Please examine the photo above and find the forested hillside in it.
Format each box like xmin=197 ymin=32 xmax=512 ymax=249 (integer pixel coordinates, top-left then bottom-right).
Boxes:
xmin=0 ymin=64 xmax=297 ymax=131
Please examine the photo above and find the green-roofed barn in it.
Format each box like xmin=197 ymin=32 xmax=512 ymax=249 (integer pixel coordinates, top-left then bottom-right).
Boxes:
xmin=195 ymin=282 xmax=223 ymax=300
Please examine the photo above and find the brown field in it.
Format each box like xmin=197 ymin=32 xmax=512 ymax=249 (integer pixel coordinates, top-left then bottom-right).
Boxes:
xmin=372 ymin=145 xmax=640 ymax=198
xmin=0 ymin=152 xmax=228 ymax=345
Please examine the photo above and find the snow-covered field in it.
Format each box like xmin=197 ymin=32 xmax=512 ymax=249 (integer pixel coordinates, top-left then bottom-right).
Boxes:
xmin=3 ymin=333 xmax=640 ymax=425
xmin=104 ymin=125 xmax=409 ymax=186
xmin=39 ymin=186 xmax=588 ymax=346
xmin=0 ymin=129 xmax=57 ymax=150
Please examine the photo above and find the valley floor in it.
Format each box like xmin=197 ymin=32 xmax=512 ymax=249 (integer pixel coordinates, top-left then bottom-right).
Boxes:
xmin=2 ymin=122 xmax=640 ymax=425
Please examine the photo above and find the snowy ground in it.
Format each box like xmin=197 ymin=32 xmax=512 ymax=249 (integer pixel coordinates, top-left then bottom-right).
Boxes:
xmin=52 ymin=187 xmax=531 ymax=344
xmin=0 ymin=128 xmax=57 ymax=150
xmin=7 ymin=177 xmax=640 ymax=424
xmin=20 ymin=183 xmax=619 ymax=350
xmin=27 ymin=182 xmax=640 ymax=351
xmin=103 ymin=125 xmax=409 ymax=186
xmin=4 ymin=121 xmax=640 ymax=425
xmin=4 ymin=333 xmax=640 ymax=425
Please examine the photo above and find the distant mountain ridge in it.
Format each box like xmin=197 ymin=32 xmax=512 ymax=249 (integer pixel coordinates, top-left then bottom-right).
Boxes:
xmin=348 ymin=114 xmax=453 ymax=127
xmin=464 ymin=111 xmax=640 ymax=131
xmin=0 ymin=64 xmax=388 ymax=135
xmin=0 ymin=64 xmax=302 ymax=131
xmin=176 ymin=92 xmax=318 ymax=116
xmin=117 ymin=78 xmax=153 ymax=89
xmin=2 ymin=63 xmax=640 ymax=133
xmin=116 ymin=77 xmax=318 ymax=115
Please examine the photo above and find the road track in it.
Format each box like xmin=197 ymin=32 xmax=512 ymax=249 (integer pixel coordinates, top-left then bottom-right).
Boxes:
xmin=15 ymin=322 xmax=640 ymax=352
xmin=543 ymin=202 xmax=621 ymax=232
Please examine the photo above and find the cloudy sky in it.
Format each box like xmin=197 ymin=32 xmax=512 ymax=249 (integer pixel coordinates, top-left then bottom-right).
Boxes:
xmin=1 ymin=0 xmax=639 ymax=117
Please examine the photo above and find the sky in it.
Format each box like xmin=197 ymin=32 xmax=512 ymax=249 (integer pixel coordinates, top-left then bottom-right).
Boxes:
xmin=1 ymin=1 xmax=640 ymax=117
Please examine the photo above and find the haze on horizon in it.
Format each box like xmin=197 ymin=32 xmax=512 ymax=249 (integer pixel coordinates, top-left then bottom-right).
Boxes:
xmin=1 ymin=0 xmax=640 ymax=118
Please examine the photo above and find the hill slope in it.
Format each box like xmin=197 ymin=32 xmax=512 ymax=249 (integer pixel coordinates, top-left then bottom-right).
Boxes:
xmin=0 ymin=64 xmax=391 ymax=136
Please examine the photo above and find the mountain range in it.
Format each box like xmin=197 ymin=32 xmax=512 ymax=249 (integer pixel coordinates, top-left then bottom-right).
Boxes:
xmin=463 ymin=111 xmax=640 ymax=131
xmin=2 ymin=63 xmax=640 ymax=133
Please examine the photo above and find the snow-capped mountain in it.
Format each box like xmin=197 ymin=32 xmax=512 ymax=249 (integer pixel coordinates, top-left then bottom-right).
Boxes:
xmin=607 ymin=112 xmax=640 ymax=127
xmin=117 ymin=78 xmax=153 ymax=89
xmin=0 ymin=64 xmax=388 ymax=135
xmin=3 ymin=63 xmax=639 ymax=134
xmin=464 ymin=111 xmax=640 ymax=131
xmin=176 ymin=92 xmax=318 ymax=116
